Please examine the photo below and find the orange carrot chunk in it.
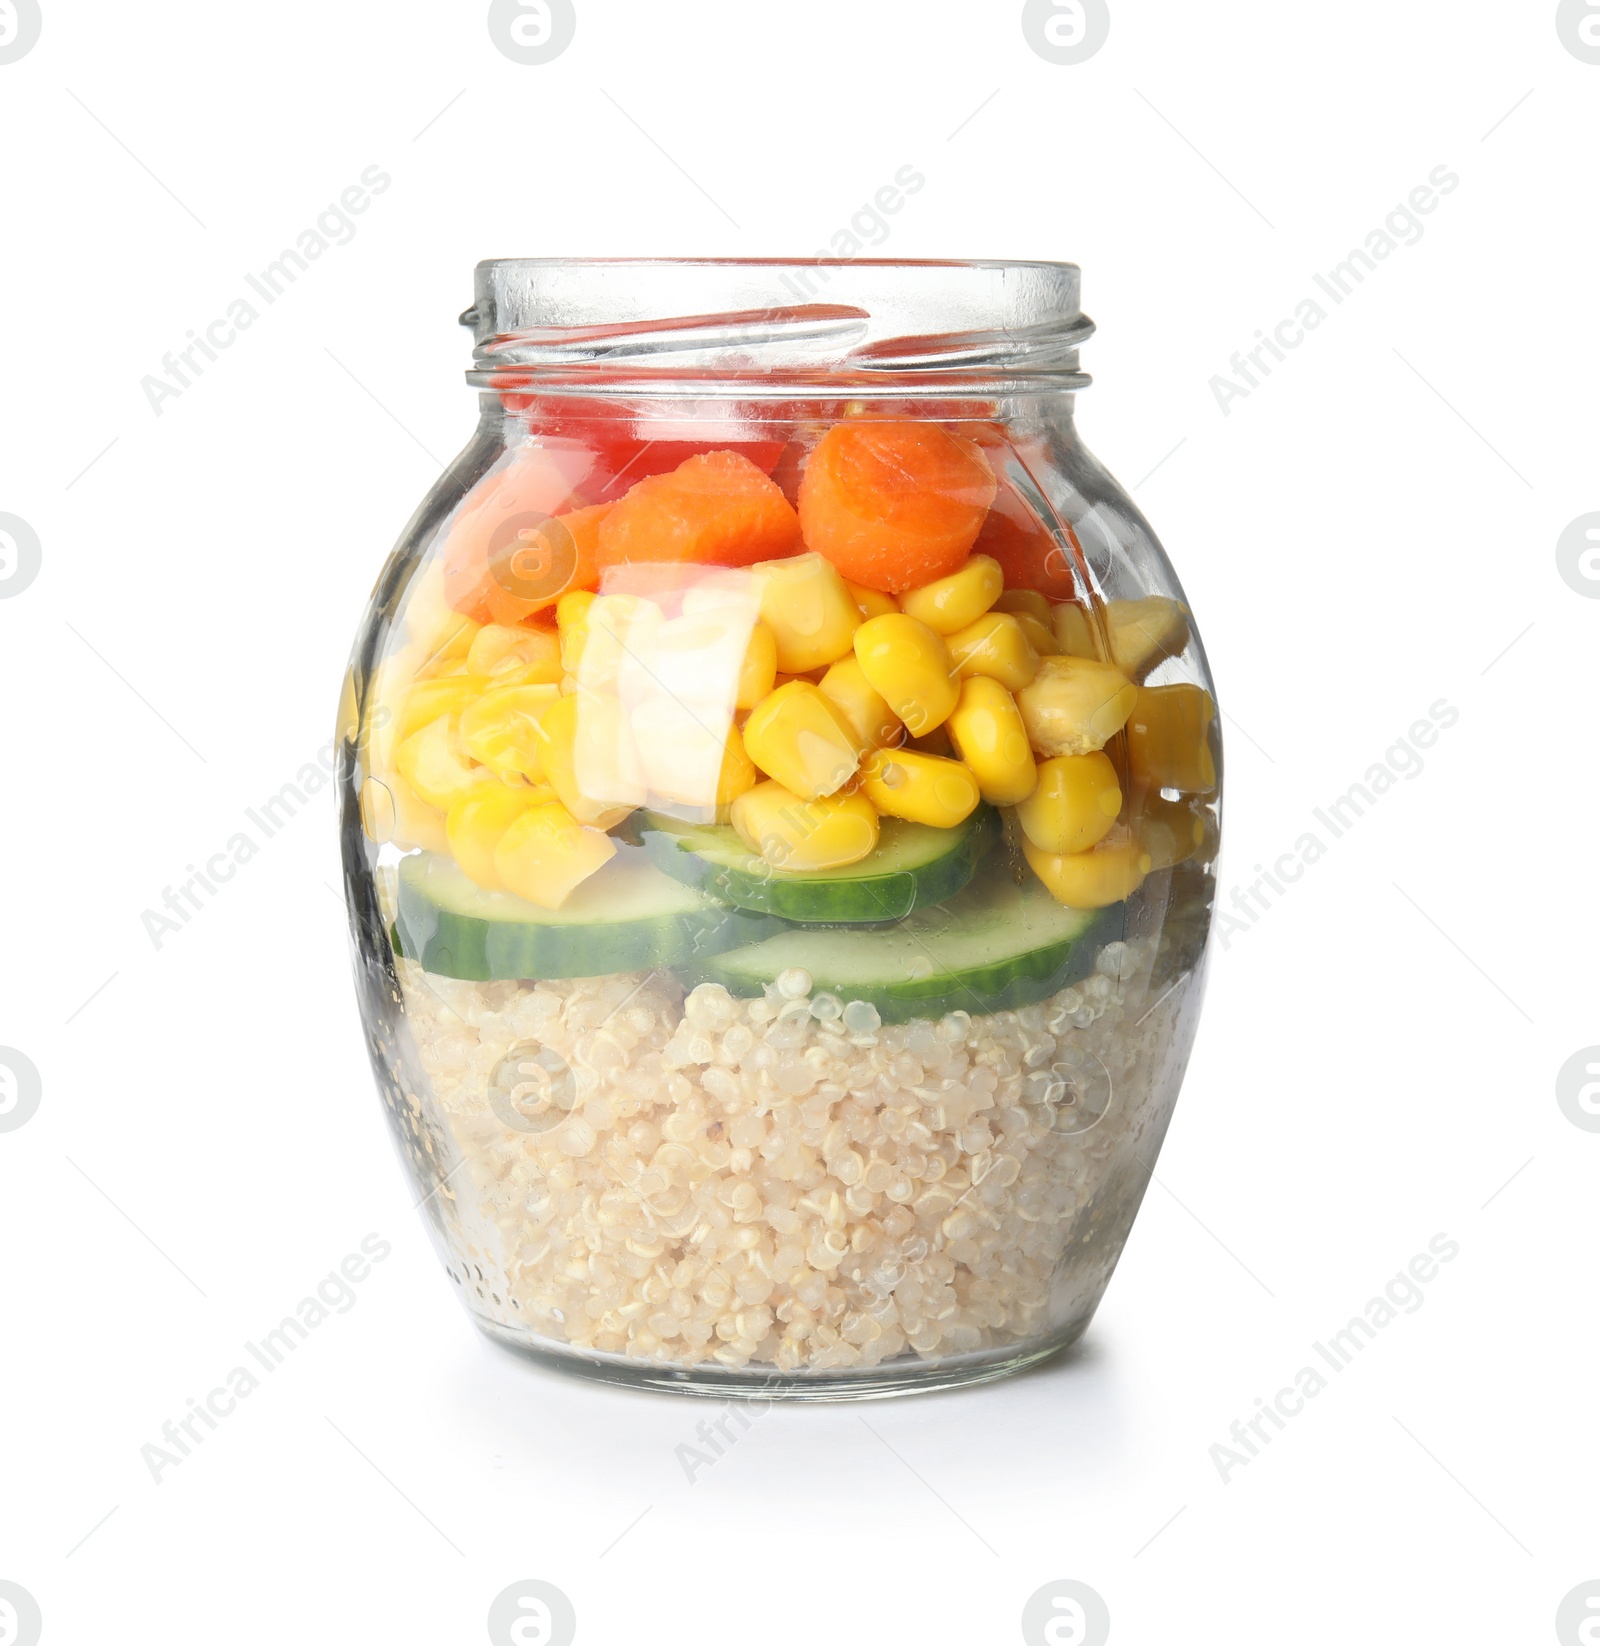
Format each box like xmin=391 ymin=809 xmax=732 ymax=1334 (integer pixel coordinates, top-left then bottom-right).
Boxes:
xmin=445 ymin=502 xmax=610 ymax=627
xmin=596 ymin=450 xmax=801 ymax=571
xmin=797 ymin=420 xmax=998 ymax=594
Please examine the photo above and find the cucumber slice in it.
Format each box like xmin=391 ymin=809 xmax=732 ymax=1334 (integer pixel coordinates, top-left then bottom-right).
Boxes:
xmin=637 ymin=808 xmax=992 ymax=923
xmin=395 ymin=847 xmax=776 ymax=981
xmin=695 ymin=873 xmax=1114 ymax=1023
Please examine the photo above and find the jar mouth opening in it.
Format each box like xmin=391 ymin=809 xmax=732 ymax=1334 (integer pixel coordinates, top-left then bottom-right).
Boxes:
xmin=462 ymin=258 xmax=1093 ymax=396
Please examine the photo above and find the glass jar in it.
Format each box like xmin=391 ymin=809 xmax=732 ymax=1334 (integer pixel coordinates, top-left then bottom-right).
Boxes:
xmin=338 ymin=259 xmax=1221 ymax=1399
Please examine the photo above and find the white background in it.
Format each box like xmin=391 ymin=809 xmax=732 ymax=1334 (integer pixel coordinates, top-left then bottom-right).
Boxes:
xmin=2 ymin=3 xmax=1596 ymax=1642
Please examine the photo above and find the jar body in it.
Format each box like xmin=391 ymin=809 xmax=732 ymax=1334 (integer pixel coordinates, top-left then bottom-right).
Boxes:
xmin=339 ymin=265 xmax=1220 ymax=1397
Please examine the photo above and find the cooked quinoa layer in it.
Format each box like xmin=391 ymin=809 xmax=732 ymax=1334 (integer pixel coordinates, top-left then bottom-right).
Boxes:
xmin=390 ymin=940 xmax=1195 ymax=1376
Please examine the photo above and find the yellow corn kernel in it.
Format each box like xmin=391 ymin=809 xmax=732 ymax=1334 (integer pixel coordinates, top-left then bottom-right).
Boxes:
xmin=817 ymin=657 xmax=901 ymax=753
xmin=994 ymin=588 xmax=1054 ymax=626
xmin=445 ymin=781 xmax=538 ymax=889
xmin=1015 ymin=752 xmax=1123 ymax=855
xmin=741 ymin=681 xmax=861 ymax=800
xmin=556 ymin=589 xmax=597 ymax=677
xmin=1013 ymin=611 xmax=1061 ymax=658
xmin=1134 ymin=793 xmax=1209 ymax=871
xmin=898 ymin=554 xmax=1004 ymax=635
xmin=1023 ymin=828 xmax=1151 ymax=909
xmin=846 ymin=581 xmax=899 ymax=620
xmin=859 ymin=749 xmax=981 ymax=828
xmin=713 ymin=723 xmax=759 ymax=807
xmin=363 ymin=656 xmax=426 ymax=777
xmin=852 ymin=613 xmax=959 ymax=736
xmin=1126 ymin=683 xmax=1218 ymax=793
xmin=730 ymin=780 xmax=879 ymax=871
xmin=407 ymin=592 xmax=480 ymax=667
xmin=755 ymin=551 xmax=861 ymax=673
xmin=360 ymin=771 xmax=450 ymax=854
xmin=945 ymin=611 xmax=1041 ymax=693
xmin=737 ymin=622 xmax=779 ymax=710
xmin=465 ymin=622 xmax=563 ymax=683
xmin=395 ymin=715 xmax=485 ymax=811
xmin=1056 ymin=596 xmax=1190 ymax=680
xmin=532 ymin=691 xmax=643 ymax=827
xmin=493 ymin=802 xmax=617 ymax=909
xmin=457 ymin=683 xmax=560 ymax=781
xmin=945 ymin=677 xmax=1037 ymax=807
xmin=336 ymin=666 xmax=362 ymax=749
xmin=397 ymin=674 xmax=493 ymax=743
xmin=1016 ymin=655 xmax=1137 ymax=757
xmin=1110 ymin=597 xmax=1190 ymax=679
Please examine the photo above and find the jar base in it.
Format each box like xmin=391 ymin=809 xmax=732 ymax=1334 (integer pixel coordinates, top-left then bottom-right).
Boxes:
xmin=473 ymin=1313 xmax=1096 ymax=1402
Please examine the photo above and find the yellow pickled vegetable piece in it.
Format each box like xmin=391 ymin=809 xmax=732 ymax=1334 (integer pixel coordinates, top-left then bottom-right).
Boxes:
xmin=945 ymin=677 xmax=1037 ymax=807
xmin=730 ymin=780 xmax=879 ymax=872
xmin=395 ymin=715 xmax=485 ymax=810
xmin=1135 ymin=793 xmax=1208 ymax=871
xmin=1013 ymin=611 xmax=1061 ymax=658
xmin=846 ymin=580 xmax=899 ymax=620
xmin=1053 ymin=601 xmax=1094 ymax=657
xmin=859 ymin=749 xmax=981 ymax=828
xmin=458 ymin=683 xmax=560 ymax=781
xmin=493 ymin=802 xmax=617 ymax=909
xmin=1015 ymin=752 xmax=1122 ymax=855
xmin=397 ymin=674 xmax=492 ymax=743
xmin=755 ymin=551 xmax=861 ymax=674
xmin=945 ymin=611 xmax=1041 ymax=693
xmin=1023 ymin=828 xmax=1151 ymax=909
xmin=532 ymin=691 xmax=642 ymax=827
xmin=1056 ymin=596 xmax=1190 ymax=681
xmin=817 ymin=656 xmax=901 ymax=753
xmin=1126 ymin=683 xmax=1218 ymax=793
xmin=898 ymin=554 xmax=1003 ymax=635
xmin=466 ymin=622 xmax=563 ymax=682
xmin=994 ymin=588 xmax=1054 ymax=626
xmin=741 ymin=680 xmax=860 ymax=800
xmin=1016 ymin=655 xmax=1137 ymax=757
xmin=737 ymin=622 xmax=779 ymax=710
xmin=852 ymin=613 xmax=959 ymax=736
xmin=445 ymin=781 xmax=539 ymax=889
xmin=360 ymin=771 xmax=449 ymax=854
xmin=557 ymin=589 xmax=597 ymax=677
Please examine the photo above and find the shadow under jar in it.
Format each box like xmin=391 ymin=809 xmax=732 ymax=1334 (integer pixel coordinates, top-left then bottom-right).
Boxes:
xmin=338 ymin=259 xmax=1221 ymax=1399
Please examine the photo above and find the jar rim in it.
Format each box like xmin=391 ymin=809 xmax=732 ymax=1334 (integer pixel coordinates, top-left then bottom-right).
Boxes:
xmin=461 ymin=257 xmax=1093 ymax=396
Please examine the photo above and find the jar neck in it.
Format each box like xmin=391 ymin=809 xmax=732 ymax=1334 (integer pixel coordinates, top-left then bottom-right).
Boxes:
xmin=460 ymin=259 xmax=1095 ymax=400
xmin=474 ymin=389 xmax=1084 ymax=449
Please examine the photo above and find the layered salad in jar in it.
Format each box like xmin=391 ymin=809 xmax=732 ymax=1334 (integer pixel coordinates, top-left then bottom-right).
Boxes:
xmin=349 ymin=414 xmax=1218 ymax=1387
